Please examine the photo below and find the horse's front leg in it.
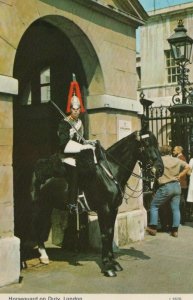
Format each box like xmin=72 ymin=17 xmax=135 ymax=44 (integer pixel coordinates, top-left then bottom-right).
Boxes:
xmin=108 ymin=207 xmax=123 ymax=273
xmin=98 ymin=207 xmax=122 ymax=277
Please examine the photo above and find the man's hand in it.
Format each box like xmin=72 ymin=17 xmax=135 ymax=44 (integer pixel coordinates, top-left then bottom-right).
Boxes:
xmin=176 ymin=164 xmax=191 ymax=180
xmin=84 ymin=140 xmax=97 ymax=146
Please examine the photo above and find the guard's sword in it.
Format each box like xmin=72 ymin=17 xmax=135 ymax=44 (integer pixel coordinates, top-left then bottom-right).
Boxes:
xmin=50 ymin=100 xmax=86 ymax=143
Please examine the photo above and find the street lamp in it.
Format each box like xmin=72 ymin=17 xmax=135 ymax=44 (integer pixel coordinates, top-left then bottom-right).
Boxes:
xmin=167 ymin=20 xmax=193 ymax=159
xmin=139 ymin=91 xmax=154 ymax=117
xmin=139 ymin=91 xmax=154 ymax=131
xmin=167 ymin=20 xmax=193 ymax=105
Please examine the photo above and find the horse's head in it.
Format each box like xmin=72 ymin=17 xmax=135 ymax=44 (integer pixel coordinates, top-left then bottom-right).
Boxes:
xmin=135 ymin=130 xmax=164 ymax=179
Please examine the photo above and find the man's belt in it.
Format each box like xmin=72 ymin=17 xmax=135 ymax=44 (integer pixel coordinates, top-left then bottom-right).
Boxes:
xmin=159 ymin=180 xmax=179 ymax=187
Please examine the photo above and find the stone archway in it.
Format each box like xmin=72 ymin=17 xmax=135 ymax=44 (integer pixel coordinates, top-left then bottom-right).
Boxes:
xmin=12 ymin=16 xmax=104 ymax=244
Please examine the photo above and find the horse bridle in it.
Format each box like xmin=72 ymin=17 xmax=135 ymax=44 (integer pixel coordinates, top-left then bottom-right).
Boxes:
xmin=124 ymin=132 xmax=158 ymax=198
xmin=137 ymin=132 xmax=159 ymax=179
xmin=101 ymin=132 xmax=158 ymax=199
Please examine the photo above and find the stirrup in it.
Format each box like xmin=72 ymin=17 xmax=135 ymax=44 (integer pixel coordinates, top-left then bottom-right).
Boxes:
xmin=78 ymin=192 xmax=91 ymax=212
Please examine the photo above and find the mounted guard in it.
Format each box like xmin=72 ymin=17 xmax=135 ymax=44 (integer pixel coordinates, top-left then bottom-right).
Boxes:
xmin=28 ymin=74 xmax=164 ymax=275
xmin=57 ymin=74 xmax=96 ymax=213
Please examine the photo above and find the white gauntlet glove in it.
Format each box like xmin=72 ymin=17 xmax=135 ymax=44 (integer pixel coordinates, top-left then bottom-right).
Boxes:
xmin=81 ymin=144 xmax=95 ymax=151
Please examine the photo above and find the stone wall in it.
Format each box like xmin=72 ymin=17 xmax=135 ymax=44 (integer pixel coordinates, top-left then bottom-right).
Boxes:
xmin=0 ymin=76 xmax=20 ymax=287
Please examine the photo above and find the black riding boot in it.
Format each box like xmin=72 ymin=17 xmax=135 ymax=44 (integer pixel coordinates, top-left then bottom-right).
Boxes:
xmin=66 ymin=165 xmax=79 ymax=213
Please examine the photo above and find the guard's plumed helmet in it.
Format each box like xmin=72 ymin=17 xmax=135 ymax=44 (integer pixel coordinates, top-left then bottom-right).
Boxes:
xmin=66 ymin=74 xmax=85 ymax=113
xmin=70 ymin=93 xmax=81 ymax=110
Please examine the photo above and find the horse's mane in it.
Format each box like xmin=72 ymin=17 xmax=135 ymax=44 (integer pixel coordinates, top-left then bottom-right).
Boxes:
xmin=106 ymin=130 xmax=158 ymax=161
xmin=106 ymin=131 xmax=138 ymax=161
xmin=107 ymin=131 xmax=136 ymax=151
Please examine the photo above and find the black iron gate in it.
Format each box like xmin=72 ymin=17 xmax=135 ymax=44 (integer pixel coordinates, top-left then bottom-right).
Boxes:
xmin=140 ymin=95 xmax=193 ymax=160
xmin=169 ymin=105 xmax=193 ymax=160
xmin=147 ymin=105 xmax=172 ymax=149
xmin=140 ymin=95 xmax=193 ymax=225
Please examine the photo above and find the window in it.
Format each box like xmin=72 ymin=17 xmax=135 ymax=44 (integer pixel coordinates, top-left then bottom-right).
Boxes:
xmin=21 ymin=66 xmax=51 ymax=105
xmin=136 ymin=66 xmax=141 ymax=89
xmin=165 ymin=50 xmax=180 ymax=84
xmin=40 ymin=67 xmax=50 ymax=103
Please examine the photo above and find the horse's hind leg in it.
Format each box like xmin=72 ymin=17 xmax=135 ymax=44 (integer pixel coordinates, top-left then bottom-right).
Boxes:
xmin=35 ymin=213 xmax=51 ymax=264
xmin=33 ymin=187 xmax=55 ymax=264
xmin=38 ymin=246 xmax=49 ymax=264
xmin=36 ymin=206 xmax=52 ymax=264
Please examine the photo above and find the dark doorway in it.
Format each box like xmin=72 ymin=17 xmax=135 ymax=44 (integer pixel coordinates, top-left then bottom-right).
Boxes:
xmin=13 ymin=19 xmax=87 ymax=242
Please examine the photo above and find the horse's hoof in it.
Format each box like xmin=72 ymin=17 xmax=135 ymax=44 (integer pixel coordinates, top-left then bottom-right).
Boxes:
xmin=112 ymin=262 xmax=123 ymax=272
xmin=103 ymin=269 xmax=117 ymax=277
xmin=39 ymin=257 xmax=50 ymax=264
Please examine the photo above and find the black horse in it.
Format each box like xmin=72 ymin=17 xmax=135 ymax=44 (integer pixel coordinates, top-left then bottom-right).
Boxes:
xmin=29 ymin=129 xmax=163 ymax=277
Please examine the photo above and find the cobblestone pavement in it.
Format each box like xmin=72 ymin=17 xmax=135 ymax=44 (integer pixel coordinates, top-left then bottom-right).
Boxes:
xmin=1 ymin=223 xmax=193 ymax=299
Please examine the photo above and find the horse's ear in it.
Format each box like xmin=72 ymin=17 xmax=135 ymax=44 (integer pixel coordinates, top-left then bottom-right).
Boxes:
xmin=135 ymin=131 xmax=141 ymax=141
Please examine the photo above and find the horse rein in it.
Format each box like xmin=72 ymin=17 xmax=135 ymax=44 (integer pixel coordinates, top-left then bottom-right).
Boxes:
xmin=97 ymin=146 xmax=124 ymax=197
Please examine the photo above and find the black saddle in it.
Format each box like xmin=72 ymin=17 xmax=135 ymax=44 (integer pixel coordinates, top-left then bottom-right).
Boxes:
xmin=34 ymin=153 xmax=66 ymax=185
